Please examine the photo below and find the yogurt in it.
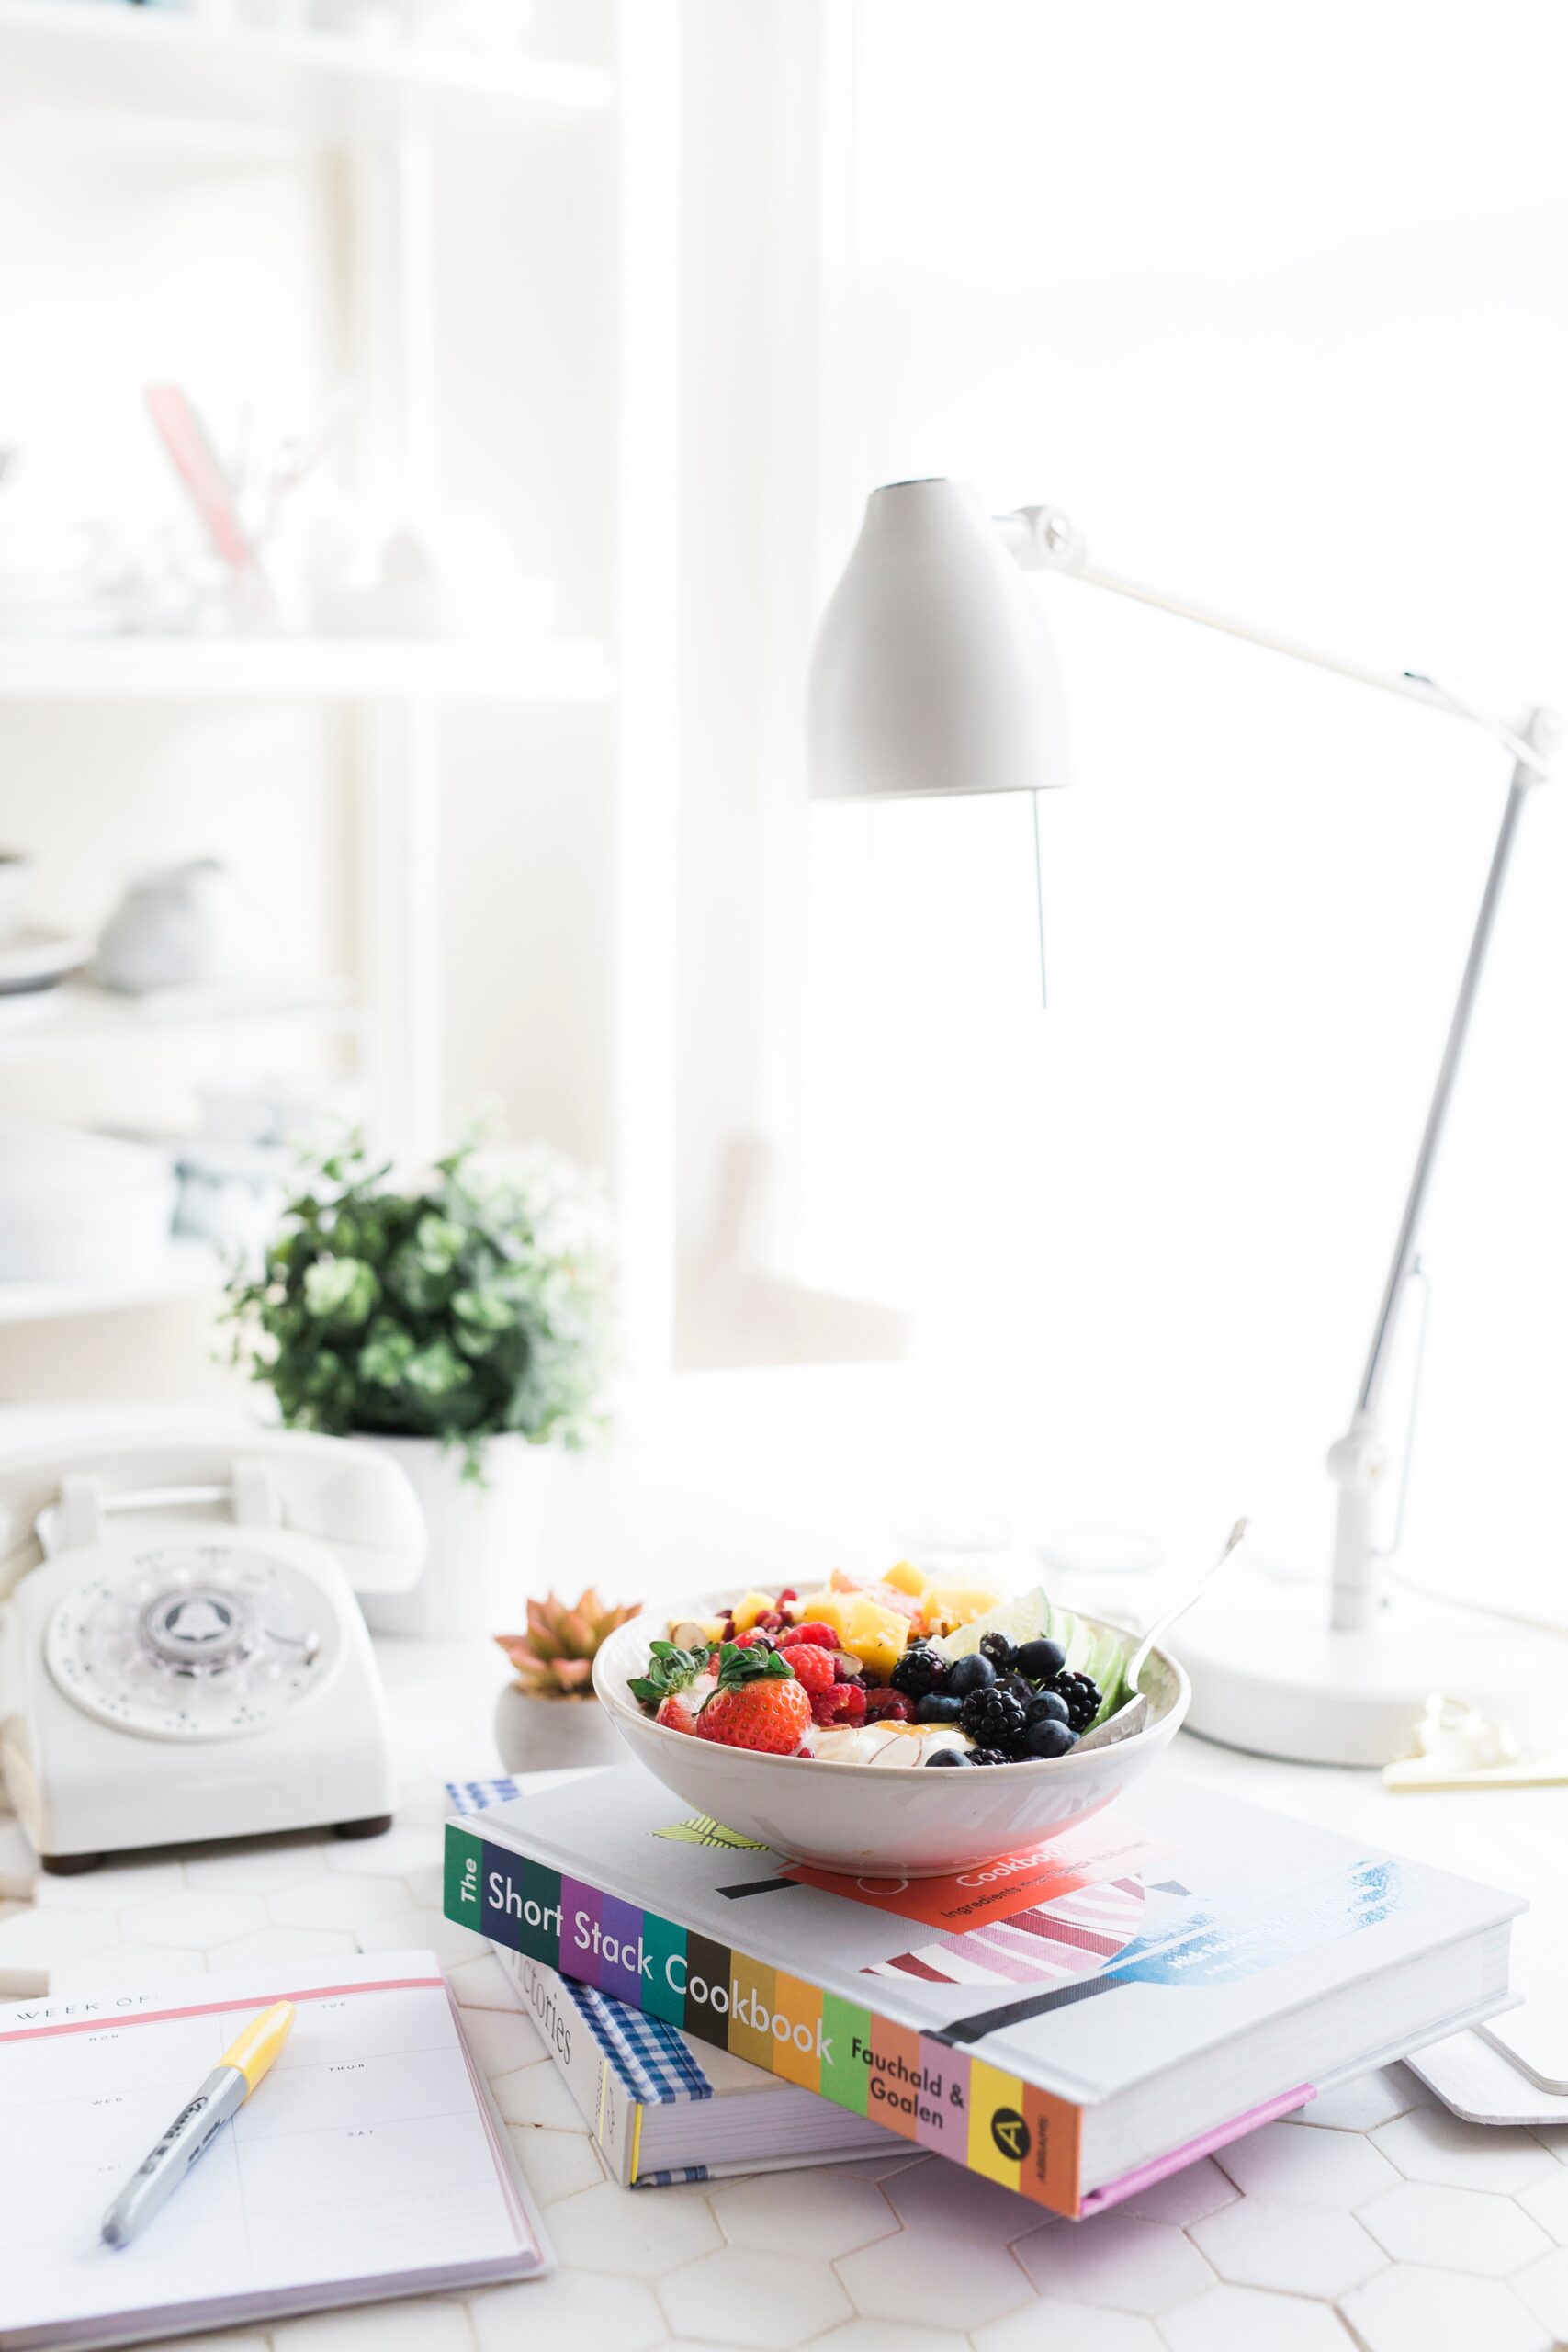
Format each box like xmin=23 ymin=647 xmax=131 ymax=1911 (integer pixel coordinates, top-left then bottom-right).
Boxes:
xmin=808 ymin=1723 xmax=969 ymax=1768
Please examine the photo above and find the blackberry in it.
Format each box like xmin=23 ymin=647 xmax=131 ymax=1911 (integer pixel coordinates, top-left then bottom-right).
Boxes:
xmin=891 ymin=1640 xmax=949 ymax=1702
xmin=959 ymin=1683 xmax=1028 ymax=1750
xmin=944 ymin=1652 xmax=996 ymax=1699
xmin=1053 ymin=1669 xmax=1100 ymax=1731
xmin=967 ymin=1747 xmax=1011 ymax=1767
xmin=979 ymin=1632 xmax=1017 ymax=1671
xmin=1016 ymin=1636 xmax=1066 ymax=1682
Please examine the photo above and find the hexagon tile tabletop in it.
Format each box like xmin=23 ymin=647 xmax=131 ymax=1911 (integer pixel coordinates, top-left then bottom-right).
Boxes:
xmin=2 ymin=1642 xmax=1566 ymax=2352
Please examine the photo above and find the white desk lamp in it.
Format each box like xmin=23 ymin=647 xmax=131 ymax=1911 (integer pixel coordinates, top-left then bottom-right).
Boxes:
xmin=808 ymin=477 xmax=1562 ymax=1767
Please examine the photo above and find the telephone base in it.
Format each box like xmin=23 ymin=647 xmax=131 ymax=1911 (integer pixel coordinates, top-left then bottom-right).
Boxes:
xmin=333 ymin=1814 xmax=394 ymax=1841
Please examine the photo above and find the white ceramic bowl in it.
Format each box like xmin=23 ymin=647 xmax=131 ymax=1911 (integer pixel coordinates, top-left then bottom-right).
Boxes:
xmin=592 ymin=1589 xmax=1190 ymax=1876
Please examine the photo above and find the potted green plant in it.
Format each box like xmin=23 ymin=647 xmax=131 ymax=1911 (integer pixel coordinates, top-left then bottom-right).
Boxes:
xmin=226 ymin=1132 xmax=611 ymax=1634
xmin=493 ymin=1589 xmax=639 ymax=1770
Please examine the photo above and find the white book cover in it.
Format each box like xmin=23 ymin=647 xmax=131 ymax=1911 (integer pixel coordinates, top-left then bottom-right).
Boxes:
xmin=445 ymin=1767 xmax=1521 ymax=2217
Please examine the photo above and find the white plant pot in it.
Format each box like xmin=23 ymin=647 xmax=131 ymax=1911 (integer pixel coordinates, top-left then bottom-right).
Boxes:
xmin=356 ymin=1432 xmax=551 ymax=1637
xmin=493 ymin=1684 xmax=626 ymax=1774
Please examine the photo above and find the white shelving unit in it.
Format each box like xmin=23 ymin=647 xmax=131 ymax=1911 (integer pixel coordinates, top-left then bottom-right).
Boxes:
xmin=0 ymin=980 xmax=364 ymax=1066
xmin=0 ymin=0 xmax=611 ymax=138
xmin=0 ymin=636 xmax=613 ymax=704
xmin=0 ymin=1240 xmax=223 ymax=1329
xmin=0 ymin=2 xmax=678 ymax=1363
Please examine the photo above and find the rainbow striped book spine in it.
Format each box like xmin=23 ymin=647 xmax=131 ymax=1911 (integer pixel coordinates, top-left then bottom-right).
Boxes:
xmin=443 ymin=1815 xmax=1087 ymax=2216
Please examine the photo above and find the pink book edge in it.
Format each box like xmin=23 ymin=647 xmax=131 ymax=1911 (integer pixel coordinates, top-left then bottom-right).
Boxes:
xmin=1077 ymin=2083 xmax=1316 ymax=2216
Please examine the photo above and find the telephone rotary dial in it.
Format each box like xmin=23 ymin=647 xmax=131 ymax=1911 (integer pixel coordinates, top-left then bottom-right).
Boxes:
xmin=0 ymin=1430 xmax=424 ymax=1871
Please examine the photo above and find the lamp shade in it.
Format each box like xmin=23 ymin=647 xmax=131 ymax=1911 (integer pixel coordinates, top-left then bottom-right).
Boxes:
xmin=808 ymin=477 xmax=1072 ymax=801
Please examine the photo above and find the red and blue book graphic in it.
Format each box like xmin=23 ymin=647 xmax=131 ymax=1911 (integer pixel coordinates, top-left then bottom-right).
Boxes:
xmin=864 ymin=1872 xmax=1155 ymax=1988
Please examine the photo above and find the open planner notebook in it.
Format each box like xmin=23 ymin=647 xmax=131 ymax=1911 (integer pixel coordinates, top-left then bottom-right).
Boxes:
xmin=0 ymin=1949 xmax=551 ymax=2352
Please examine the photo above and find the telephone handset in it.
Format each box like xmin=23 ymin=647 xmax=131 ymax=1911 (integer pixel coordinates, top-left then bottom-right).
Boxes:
xmin=0 ymin=1430 xmax=424 ymax=1871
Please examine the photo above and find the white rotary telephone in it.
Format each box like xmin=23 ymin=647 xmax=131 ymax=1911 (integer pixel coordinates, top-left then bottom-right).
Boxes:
xmin=0 ymin=1430 xmax=424 ymax=1873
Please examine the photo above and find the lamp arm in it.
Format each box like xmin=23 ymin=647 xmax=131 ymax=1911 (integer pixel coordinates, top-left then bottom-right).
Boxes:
xmin=1000 ymin=503 xmax=1560 ymax=776
xmin=1000 ymin=497 xmax=1562 ymax=1633
xmin=1325 ymin=761 xmax=1539 ymax=1626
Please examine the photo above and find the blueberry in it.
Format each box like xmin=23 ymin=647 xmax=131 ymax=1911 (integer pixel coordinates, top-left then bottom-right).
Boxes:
xmin=916 ymin=1691 xmax=964 ymax=1725
xmin=944 ymin=1652 xmax=996 ymax=1699
xmin=924 ymin=1747 xmax=972 ymax=1767
xmin=1016 ymin=1636 xmax=1066 ymax=1682
xmin=1026 ymin=1689 xmax=1070 ymax=1726
xmin=1018 ymin=1715 xmax=1077 ymax=1759
xmin=978 ymin=1632 xmax=1017 ymax=1671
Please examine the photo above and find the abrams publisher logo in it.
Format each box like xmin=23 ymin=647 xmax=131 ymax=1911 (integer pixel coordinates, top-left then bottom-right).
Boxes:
xmin=990 ymin=2108 xmax=1031 ymax=2164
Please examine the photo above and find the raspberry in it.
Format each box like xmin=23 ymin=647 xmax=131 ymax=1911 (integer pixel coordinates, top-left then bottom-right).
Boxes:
xmin=779 ymin=1643 xmax=834 ymax=1694
xmin=864 ymin=1687 xmax=913 ymax=1723
xmin=809 ymin=1682 xmax=867 ymax=1728
xmin=699 ymin=1679 xmax=811 ymax=1754
xmin=655 ymin=1693 xmax=700 ymax=1736
xmin=732 ymin=1628 xmax=773 ymax=1649
xmin=787 ymin=1621 xmax=840 ymax=1649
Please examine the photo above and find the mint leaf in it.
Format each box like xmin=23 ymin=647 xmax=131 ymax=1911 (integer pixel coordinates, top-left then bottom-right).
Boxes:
xmin=628 ymin=1641 xmax=715 ymax=1708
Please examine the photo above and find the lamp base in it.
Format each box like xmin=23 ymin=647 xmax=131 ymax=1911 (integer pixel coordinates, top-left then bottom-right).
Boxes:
xmin=1176 ymin=1566 xmax=1559 ymax=1768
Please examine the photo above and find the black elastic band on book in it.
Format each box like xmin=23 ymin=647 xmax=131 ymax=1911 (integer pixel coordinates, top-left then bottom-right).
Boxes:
xmin=933 ymin=1970 xmax=1133 ymax=2047
xmin=716 ymin=1876 xmax=801 ymax=1900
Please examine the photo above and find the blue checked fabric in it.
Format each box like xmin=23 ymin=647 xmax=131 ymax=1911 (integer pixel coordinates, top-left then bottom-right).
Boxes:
xmin=445 ymin=1777 xmax=523 ymax=1816
xmin=442 ymin=1776 xmax=711 ymax=2105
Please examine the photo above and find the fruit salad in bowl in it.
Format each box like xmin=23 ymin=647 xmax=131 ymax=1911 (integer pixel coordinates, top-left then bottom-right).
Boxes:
xmin=592 ymin=1562 xmax=1189 ymax=1875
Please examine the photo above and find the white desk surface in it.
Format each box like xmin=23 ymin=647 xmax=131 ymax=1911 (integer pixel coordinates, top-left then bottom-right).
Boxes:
xmin=2 ymin=1369 xmax=1566 ymax=2352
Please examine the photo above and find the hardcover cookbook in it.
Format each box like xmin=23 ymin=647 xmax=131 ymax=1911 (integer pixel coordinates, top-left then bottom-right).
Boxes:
xmin=444 ymin=1767 xmax=1520 ymax=2218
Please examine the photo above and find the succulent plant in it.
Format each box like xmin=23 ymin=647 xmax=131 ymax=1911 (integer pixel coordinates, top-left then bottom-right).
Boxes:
xmin=495 ymin=1589 xmax=638 ymax=1701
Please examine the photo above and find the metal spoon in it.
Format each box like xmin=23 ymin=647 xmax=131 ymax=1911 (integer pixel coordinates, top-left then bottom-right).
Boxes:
xmin=1075 ymin=1517 xmax=1250 ymax=1751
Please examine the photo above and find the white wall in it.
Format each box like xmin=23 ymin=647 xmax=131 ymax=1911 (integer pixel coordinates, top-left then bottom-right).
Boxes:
xmin=782 ymin=0 xmax=1568 ymax=1594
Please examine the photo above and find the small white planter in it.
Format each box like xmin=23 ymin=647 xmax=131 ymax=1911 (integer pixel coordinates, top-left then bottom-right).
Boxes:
xmin=493 ymin=1684 xmax=627 ymax=1774
xmin=357 ymin=1432 xmax=552 ymax=1637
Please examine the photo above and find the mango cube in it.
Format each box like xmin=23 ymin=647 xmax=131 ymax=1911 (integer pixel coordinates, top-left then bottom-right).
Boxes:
xmin=884 ymin=1559 xmax=928 ymax=1599
xmin=842 ymin=1596 xmax=909 ymax=1678
xmin=920 ymin=1585 xmax=1000 ymax=1636
xmin=731 ymin=1589 xmax=779 ymax=1634
xmin=792 ymin=1590 xmax=850 ymax=1636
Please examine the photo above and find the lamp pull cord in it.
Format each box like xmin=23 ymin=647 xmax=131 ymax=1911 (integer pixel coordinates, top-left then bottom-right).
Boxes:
xmin=1032 ymin=789 xmax=1048 ymax=1011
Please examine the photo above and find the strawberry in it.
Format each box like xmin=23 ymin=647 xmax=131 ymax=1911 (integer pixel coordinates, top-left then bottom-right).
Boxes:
xmin=655 ymin=1692 xmax=701 ymax=1736
xmin=700 ymin=1678 xmax=811 ymax=1753
xmin=778 ymin=1642 xmax=834 ymax=1694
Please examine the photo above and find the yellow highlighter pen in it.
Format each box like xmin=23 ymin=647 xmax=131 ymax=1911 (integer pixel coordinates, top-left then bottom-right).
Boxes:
xmin=100 ymin=2000 xmax=295 ymax=2249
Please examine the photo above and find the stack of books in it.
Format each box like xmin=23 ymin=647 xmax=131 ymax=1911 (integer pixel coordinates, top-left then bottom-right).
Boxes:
xmin=446 ymin=1769 xmax=1520 ymax=2215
